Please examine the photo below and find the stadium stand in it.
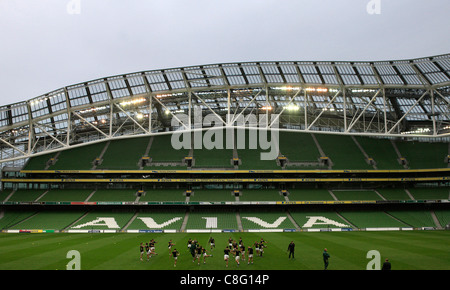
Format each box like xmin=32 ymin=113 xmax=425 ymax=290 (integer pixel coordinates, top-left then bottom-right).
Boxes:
xmin=1 ymin=55 xmax=449 ymax=234
xmin=88 ymin=189 xmax=139 ymax=202
xmin=239 ymin=210 xmax=296 ymax=230
xmin=434 ymin=210 xmax=450 ymax=228
xmin=69 ymin=210 xmax=135 ymax=230
xmin=278 ymin=132 xmax=323 ymax=169
xmin=145 ymin=134 xmax=190 ymax=169
xmin=314 ymin=134 xmax=373 ymax=170
xmin=374 ymin=188 xmax=412 ymax=201
xmin=186 ymin=209 xmax=238 ymax=230
xmin=188 ymin=190 xmax=236 ymax=202
xmin=337 ymin=210 xmax=408 ymax=229
xmin=23 ymin=152 xmax=56 ymax=170
xmin=289 ymin=210 xmax=351 ymax=229
xmin=8 ymin=210 xmax=86 ymax=231
xmin=354 ymin=136 xmax=404 ymax=170
xmin=37 ymin=189 xmax=94 ymax=202
xmin=192 ymin=130 xmax=235 ymax=168
xmin=284 ymin=188 xmax=334 ymax=201
xmin=96 ymin=137 xmax=151 ymax=170
xmin=331 ymin=190 xmax=383 ymax=201
xmin=139 ymin=189 xmax=187 ymax=202
xmin=127 ymin=209 xmax=185 ymax=230
xmin=6 ymin=189 xmax=48 ymax=202
xmin=395 ymin=140 xmax=448 ymax=169
xmin=385 ymin=210 xmax=437 ymax=228
xmin=239 ymin=189 xmax=286 ymax=202
xmin=48 ymin=142 xmax=106 ymax=170
xmin=407 ymin=187 xmax=449 ymax=200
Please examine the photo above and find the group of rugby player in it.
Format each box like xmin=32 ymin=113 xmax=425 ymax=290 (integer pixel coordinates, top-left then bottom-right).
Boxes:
xmin=223 ymin=236 xmax=268 ymax=267
xmin=139 ymin=239 xmax=158 ymax=261
xmin=140 ymin=236 xmax=268 ymax=268
xmin=183 ymin=236 xmax=268 ymax=268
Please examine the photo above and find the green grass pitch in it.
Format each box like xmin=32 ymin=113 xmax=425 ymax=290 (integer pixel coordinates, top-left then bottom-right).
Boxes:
xmin=0 ymin=231 xmax=449 ymax=270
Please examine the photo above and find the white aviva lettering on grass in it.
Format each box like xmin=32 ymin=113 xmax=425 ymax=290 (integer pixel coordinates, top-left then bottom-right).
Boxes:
xmin=242 ymin=217 xmax=287 ymax=228
xmin=137 ymin=217 xmax=182 ymax=228
xmin=202 ymin=217 xmax=218 ymax=228
xmin=72 ymin=217 xmax=120 ymax=229
xmin=70 ymin=215 xmax=349 ymax=229
xmin=303 ymin=216 xmax=349 ymax=228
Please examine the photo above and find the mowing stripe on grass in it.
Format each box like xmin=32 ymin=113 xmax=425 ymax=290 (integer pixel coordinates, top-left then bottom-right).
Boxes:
xmin=0 ymin=231 xmax=449 ymax=270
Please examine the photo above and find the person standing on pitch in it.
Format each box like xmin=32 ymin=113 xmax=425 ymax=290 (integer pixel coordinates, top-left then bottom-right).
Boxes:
xmin=208 ymin=237 xmax=215 ymax=250
xmin=323 ymin=248 xmax=330 ymax=270
xmin=287 ymin=241 xmax=295 ymax=259
xmin=190 ymin=239 xmax=198 ymax=259
xmin=195 ymin=244 xmax=203 ymax=265
xmin=233 ymin=247 xmax=241 ymax=267
xmin=202 ymin=246 xmax=213 ymax=264
xmin=171 ymin=248 xmax=179 ymax=267
xmin=247 ymin=246 xmax=254 ymax=265
xmin=224 ymin=247 xmax=231 ymax=268
xmin=139 ymin=243 xmax=145 ymax=261
xmin=382 ymin=258 xmax=391 ymax=270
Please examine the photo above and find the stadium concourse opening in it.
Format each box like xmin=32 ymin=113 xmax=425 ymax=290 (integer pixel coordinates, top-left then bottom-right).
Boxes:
xmin=0 ymin=54 xmax=449 ymax=237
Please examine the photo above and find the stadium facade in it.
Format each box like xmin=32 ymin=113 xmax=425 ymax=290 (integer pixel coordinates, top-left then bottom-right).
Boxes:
xmin=0 ymin=54 xmax=449 ymax=167
xmin=0 ymin=54 xmax=449 ymax=234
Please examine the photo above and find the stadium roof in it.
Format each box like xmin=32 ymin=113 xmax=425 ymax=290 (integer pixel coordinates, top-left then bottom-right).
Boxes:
xmin=1 ymin=54 xmax=449 ymax=166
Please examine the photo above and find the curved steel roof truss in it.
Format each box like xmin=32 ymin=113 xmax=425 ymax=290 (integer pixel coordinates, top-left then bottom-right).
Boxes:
xmin=1 ymin=54 xmax=449 ymax=166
